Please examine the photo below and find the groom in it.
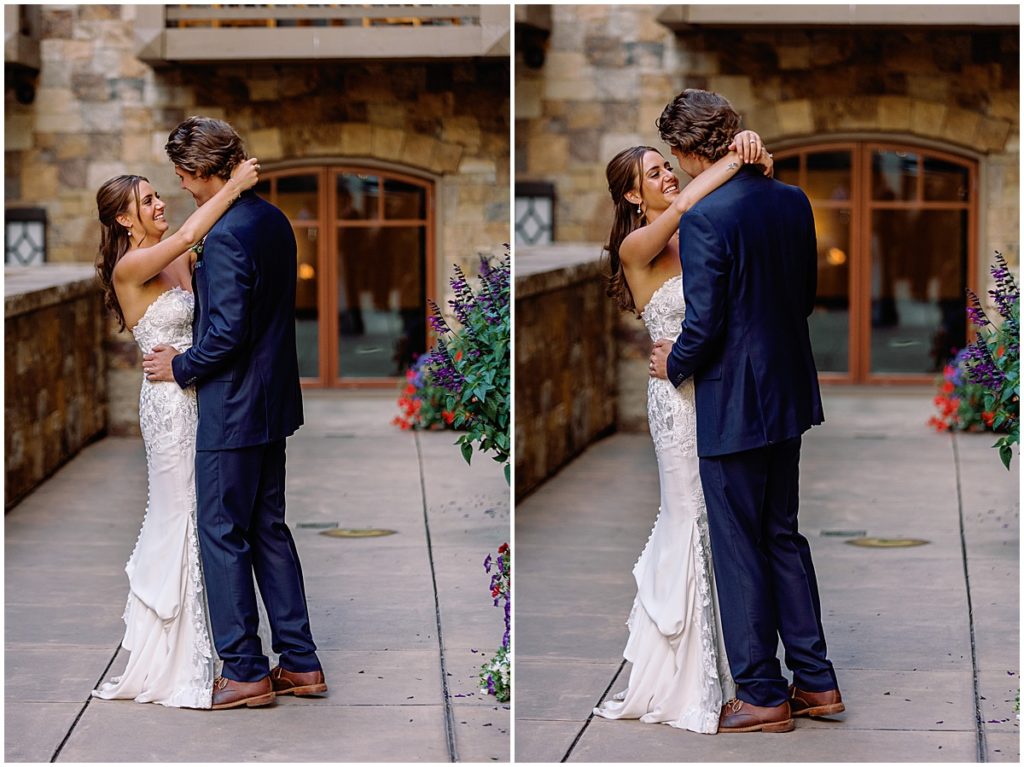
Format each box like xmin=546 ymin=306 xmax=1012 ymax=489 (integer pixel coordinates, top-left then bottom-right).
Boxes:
xmin=649 ymin=90 xmax=843 ymax=733
xmin=145 ymin=116 xmax=325 ymax=709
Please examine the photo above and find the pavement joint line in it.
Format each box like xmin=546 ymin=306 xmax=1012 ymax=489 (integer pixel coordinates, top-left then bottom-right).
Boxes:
xmin=414 ymin=430 xmax=458 ymax=763
xmin=559 ymin=658 xmax=626 ymax=762
xmin=49 ymin=641 xmax=122 ymax=762
xmin=951 ymin=432 xmax=988 ymax=763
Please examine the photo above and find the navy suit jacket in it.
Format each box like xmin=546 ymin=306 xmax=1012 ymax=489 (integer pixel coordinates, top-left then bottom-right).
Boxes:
xmin=666 ymin=167 xmax=824 ymax=457
xmin=172 ymin=192 xmax=304 ymax=451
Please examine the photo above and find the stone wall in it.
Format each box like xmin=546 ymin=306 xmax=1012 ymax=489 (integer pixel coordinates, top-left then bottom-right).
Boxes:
xmin=5 ymin=5 xmax=510 ymax=434
xmin=516 ymin=9 xmax=1019 ymax=268
xmin=5 ymin=265 xmax=106 ymax=509
xmin=514 ymin=244 xmax=617 ymax=500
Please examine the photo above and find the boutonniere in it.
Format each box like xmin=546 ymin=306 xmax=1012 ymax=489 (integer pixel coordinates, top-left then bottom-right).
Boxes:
xmin=190 ymin=237 xmax=206 ymax=259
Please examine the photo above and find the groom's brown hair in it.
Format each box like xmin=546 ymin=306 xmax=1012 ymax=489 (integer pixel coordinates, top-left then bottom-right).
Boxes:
xmin=656 ymin=89 xmax=740 ymax=163
xmin=165 ymin=116 xmax=246 ymax=181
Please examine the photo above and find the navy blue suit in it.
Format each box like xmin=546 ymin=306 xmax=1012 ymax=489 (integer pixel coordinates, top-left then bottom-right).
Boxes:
xmin=666 ymin=167 xmax=836 ymax=707
xmin=173 ymin=191 xmax=320 ymax=682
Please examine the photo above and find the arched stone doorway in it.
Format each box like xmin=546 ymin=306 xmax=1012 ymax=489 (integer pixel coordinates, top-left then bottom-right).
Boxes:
xmin=774 ymin=141 xmax=977 ymax=383
xmin=255 ymin=164 xmax=434 ymax=387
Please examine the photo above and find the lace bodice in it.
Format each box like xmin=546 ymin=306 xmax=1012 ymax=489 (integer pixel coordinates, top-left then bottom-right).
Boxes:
xmin=132 ymin=287 xmax=194 ymax=357
xmin=641 ymin=275 xmax=697 ymax=458
xmin=131 ymin=288 xmax=197 ymax=458
xmin=641 ymin=274 xmax=685 ymax=342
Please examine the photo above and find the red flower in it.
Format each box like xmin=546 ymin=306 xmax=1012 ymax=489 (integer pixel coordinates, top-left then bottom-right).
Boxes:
xmin=455 ymin=350 xmax=463 ymax=362
xmin=498 ymin=542 xmax=508 ymax=554
xmin=442 ymin=410 xmax=455 ymax=425
xmin=941 ymin=381 xmax=955 ymax=394
xmin=996 ymin=345 xmax=1005 ymax=358
xmin=982 ymin=411 xmax=995 ymax=427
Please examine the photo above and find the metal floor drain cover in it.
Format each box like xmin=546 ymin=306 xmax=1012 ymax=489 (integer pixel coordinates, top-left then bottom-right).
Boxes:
xmin=320 ymin=528 xmax=397 ymax=538
xmin=846 ymin=537 xmax=929 ymax=548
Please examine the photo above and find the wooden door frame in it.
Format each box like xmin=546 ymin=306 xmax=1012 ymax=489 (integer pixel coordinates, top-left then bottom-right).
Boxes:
xmin=775 ymin=141 xmax=977 ymax=384
xmin=258 ymin=164 xmax=436 ymax=389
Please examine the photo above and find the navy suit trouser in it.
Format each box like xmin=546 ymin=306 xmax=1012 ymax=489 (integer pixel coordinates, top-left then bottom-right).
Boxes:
xmin=196 ymin=439 xmax=321 ymax=682
xmin=699 ymin=436 xmax=837 ymax=707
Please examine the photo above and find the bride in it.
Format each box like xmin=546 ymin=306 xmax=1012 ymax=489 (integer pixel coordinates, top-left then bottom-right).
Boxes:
xmin=91 ymin=158 xmax=259 ymax=708
xmin=593 ymin=132 xmax=772 ymax=733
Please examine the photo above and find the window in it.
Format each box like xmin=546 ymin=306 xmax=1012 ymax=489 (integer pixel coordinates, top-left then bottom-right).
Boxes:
xmin=255 ymin=166 xmax=433 ymax=387
xmin=774 ymin=143 xmax=976 ymax=382
xmin=5 ymin=208 xmax=46 ymax=265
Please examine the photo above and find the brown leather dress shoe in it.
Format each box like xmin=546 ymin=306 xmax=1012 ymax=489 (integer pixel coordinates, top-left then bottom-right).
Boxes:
xmin=211 ymin=675 xmax=275 ymax=710
xmin=270 ymin=666 xmax=328 ymax=697
xmin=789 ymin=684 xmax=845 ymax=717
xmin=718 ymin=698 xmax=795 ymax=733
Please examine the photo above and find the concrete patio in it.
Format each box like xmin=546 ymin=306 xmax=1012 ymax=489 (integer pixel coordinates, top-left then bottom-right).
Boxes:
xmin=515 ymin=390 xmax=1019 ymax=762
xmin=5 ymin=392 xmax=510 ymax=763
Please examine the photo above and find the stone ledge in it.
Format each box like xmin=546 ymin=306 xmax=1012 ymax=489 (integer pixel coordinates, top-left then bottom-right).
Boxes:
xmin=515 ymin=242 xmax=606 ymax=299
xmin=5 ymin=265 xmax=100 ymax=319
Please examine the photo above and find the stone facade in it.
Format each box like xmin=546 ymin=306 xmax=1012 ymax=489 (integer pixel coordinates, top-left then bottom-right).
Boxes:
xmin=5 ymin=5 xmax=510 ymax=434
xmin=5 ymin=265 xmax=106 ymax=509
xmin=515 ymin=245 xmax=616 ymax=500
xmin=517 ymin=9 xmax=1018 ymax=266
xmin=517 ymin=8 xmax=1019 ymax=433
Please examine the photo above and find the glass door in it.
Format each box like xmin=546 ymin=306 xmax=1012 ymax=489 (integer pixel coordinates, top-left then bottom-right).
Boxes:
xmin=256 ymin=166 xmax=434 ymax=387
xmin=774 ymin=143 xmax=976 ymax=383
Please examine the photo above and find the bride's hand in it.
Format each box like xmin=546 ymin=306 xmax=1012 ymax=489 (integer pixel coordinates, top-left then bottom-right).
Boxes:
xmin=729 ymin=131 xmax=763 ymax=164
xmin=760 ymin=150 xmax=774 ymax=177
xmin=230 ymin=158 xmax=261 ymax=193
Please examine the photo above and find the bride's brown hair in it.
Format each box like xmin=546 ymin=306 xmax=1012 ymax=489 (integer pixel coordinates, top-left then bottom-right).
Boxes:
xmin=604 ymin=146 xmax=657 ymax=316
xmin=95 ymin=175 xmax=146 ymax=331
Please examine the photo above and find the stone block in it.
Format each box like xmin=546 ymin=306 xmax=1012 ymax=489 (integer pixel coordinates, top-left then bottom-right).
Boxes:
xmin=119 ymin=51 xmax=151 ymax=80
xmin=777 ymin=99 xmax=814 ymax=136
xmin=71 ymin=72 xmax=110 ymax=102
xmin=442 ymin=115 xmax=482 ymax=152
xmin=21 ymin=165 xmax=59 ymax=202
xmin=247 ymin=79 xmax=278 ymax=102
xmin=527 ymin=134 xmax=570 ymax=176
xmin=597 ymin=131 xmax=643 ymax=166
xmin=370 ymin=126 xmax=406 ymax=163
xmin=777 ymin=45 xmax=811 ymax=71
xmin=5 ymin=114 xmax=34 ymax=152
xmin=515 ymin=78 xmax=543 ymax=121
xmin=877 ymin=96 xmax=913 ymax=132
xmin=941 ymin=107 xmax=982 ymax=147
xmin=584 ymin=35 xmax=626 ymax=68
xmin=742 ymin=103 xmax=780 ymax=142
xmin=434 ymin=141 xmax=464 ymax=175
xmin=399 ymin=132 xmax=441 ymax=172
xmin=544 ymin=78 xmax=597 ymax=102
xmin=86 ymin=161 xmax=126 ymax=192
xmin=367 ymin=101 xmax=407 ymax=130
xmin=594 ymin=69 xmax=640 ymax=101
xmin=911 ymin=100 xmax=948 ymax=138
xmin=56 ymin=158 xmax=87 ymax=188
xmin=676 ymin=48 xmax=720 ymax=76
xmin=906 ymin=74 xmax=950 ymax=102
xmin=976 ymin=117 xmax=1012 ymax=153
xmin=708 ymin=74 xmax=755 ymax=113
xmin=249 ymin=128 xmax=283 ymax=159
xmin=34 ymin=87 xmax=75 ymax=117
xmin=339 ymin=122 xmax=373 ymax=156
xmin=80 ymin=102 xmax=122 ymax=132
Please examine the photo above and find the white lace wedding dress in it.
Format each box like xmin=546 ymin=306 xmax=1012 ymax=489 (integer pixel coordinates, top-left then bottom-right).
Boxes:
xmin=593 ymin=274 xmax=736 ymax=734
xmin=92 ymin=288 xmax=215 ymax=708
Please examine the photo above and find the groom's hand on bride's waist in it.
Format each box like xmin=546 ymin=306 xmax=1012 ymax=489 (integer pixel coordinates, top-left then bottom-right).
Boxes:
xmin=143 ymin=344 xmax=180 ymax=383
xmin=649 ymin=339 xmax=671 ymax=380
